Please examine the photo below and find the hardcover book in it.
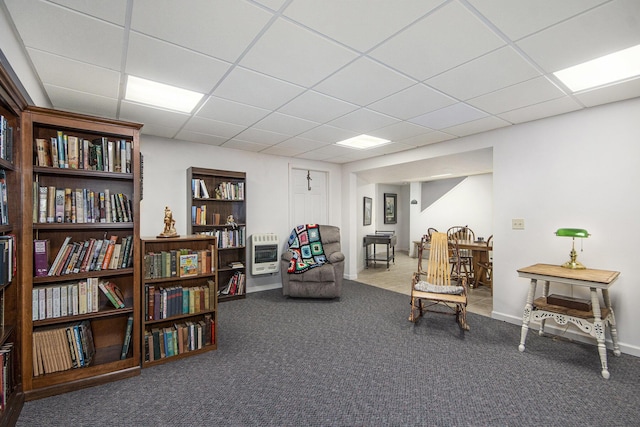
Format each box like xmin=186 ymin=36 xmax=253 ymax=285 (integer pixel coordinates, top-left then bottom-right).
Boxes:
xmin=34 ymin=239 xmax=49 ymax=277
xmin=179 ymin=253 xmax=198 ymax=277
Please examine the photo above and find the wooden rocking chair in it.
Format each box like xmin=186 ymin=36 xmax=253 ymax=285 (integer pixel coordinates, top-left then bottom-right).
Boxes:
xmin=409 ymin=232 xmax=470 ymax=330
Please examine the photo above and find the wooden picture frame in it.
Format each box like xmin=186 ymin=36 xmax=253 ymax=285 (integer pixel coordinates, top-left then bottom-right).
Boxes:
xmin=384 ymin=193 xmax=397 ymax=224
xmin=363 ymin=196 xmax=372 ymax=226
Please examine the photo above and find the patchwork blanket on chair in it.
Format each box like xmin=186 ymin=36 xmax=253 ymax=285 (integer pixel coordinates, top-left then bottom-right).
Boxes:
xmin=287 ymin=224 xmax=327 ymax=274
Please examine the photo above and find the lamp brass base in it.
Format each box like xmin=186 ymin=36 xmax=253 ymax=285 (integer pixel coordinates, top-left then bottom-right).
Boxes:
xmin=561 ymin=260 xmax=586 ymax=269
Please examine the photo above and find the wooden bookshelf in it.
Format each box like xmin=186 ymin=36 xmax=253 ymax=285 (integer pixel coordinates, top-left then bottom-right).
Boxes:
xmin=19 ymin=106 xmax=142 ymax=400
xmin=187 ymin=167 xmax=246 ymax=301
xmin=0 ymin=58 xmax=28 ymax=426
xmin=140 ymin=235 xmax=217 ymax=367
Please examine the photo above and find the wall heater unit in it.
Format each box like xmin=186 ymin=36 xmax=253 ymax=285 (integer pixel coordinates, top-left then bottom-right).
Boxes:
xmin=251 ymin=233 xmax=279 ymax=275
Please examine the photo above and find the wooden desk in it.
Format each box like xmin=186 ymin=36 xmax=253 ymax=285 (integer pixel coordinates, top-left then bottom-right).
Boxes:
xmin=364 ymin=234 xmax=397 ymax=269
xmin=517 ymin=263 xmax=620 ymax=379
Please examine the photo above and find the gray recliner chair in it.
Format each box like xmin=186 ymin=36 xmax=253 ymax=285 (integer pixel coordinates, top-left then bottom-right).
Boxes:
xmin=281 ymin=225 xmax=344 ymax=298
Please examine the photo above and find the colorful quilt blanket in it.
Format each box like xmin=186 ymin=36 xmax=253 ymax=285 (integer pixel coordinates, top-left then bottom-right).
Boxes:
xmin=286 ymin=224 xmax=327 ymax=274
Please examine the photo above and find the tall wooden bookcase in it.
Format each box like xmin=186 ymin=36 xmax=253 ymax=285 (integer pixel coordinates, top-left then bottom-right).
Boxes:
xmin=187 ymin=167 xmax=246 ymax=301
xmin=19 ymin=106 xmax=142 ymax=400
xmin=0 ymin=60 xmax=28 ymax=426
xmin=140 ymin=235 xmax=218 ymax=367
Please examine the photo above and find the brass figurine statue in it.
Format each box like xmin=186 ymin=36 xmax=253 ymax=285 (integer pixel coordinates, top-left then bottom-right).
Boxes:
xmin=158 ymin=205 xmax=179 ymax=238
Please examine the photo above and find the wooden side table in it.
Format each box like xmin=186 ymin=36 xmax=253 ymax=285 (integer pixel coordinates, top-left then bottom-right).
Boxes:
xmin=517 ymin=263 xmax=620 ymax=379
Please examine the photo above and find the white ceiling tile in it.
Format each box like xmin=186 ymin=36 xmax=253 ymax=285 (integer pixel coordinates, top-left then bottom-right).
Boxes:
xmin=253 ymin=112 xmax=319 ymax=135
xmin=370 ymin=121 xmax=433 ymax=142
xmin=426 ymin=47 xmax=541 ymax=100
xmin=48 ymin=0 xmax=129 ymax=25
xmin=467 ymin=0 xmax=609 ymax=41
xmin=232 ymin=127 xmax=290 ymax=145
xmin=369 ymin=1 xmax=505 ymax=80
xmin=213 ymin=67 xmax=305 ymax=110
xmin=44 ymin=84 xmax=118 ymax=118
xmin=498 ymin=96 xmax=583 ymax=124
xmin=196 ymin=96 xmax=270 ymax=126
xmin=328 ymin=109 xmax=398 ymax=134
xmin=240 ymin=18 xmax=358 ymax=87
xmin=313 ymin=57 xmax=415 ymax=106
xmin=442 ymin=116 xmax=511 ymax=137
xmin=467 ymin=77 xmax=566 ymax=114
xmin=283 ymin=0 xmax=445 ymax=52
xmin=296 ymin=125 xmax=358 ymax=144
xmin=5 ymin=0 xmax=124 ymax=69
xmin=120 ymin=101 xmax=190 ymax=129
xmin=141 ymin=123 xmax=183 ymax=139
xmin=574 ymin=77 xmax=640 ymax=107
xmin=366 ymin=142 xmax=417 ymax=156
xmin=517 ymin=0 xmax=640 ymax=72
xmin=277 ymin=91 xmax=358 ymax=123
xmin=409 ymin=103 xmax=487 ymax=130
xmin=222 ymin=139 xmax=271 ymax=152
xmin=253 ymin=0 xmax=288 ymax=12
xmin=181 ymin=116 xmax=246 ymax=138
xmin=29 ymin=49 xmax=120 ymax=98
xmin=126 ymin=32 xmax=231 ymax=94
xmin=130 ymin=0 xmax=272 ymax=62
xmin=268 ymin=136 xmax=329 ymax=151
xmin=368 ymin=84 xmax=456 ymax=120
xmin=174 ymin=130 xmax=228 ymax=146
xmin=397 ymin=131 xmax=456 ymax=147
xmin=261 ymin=144 xmax=309 ymax=157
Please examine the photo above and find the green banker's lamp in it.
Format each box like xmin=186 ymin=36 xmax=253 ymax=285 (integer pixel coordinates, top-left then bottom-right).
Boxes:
xmin=555 ymin=228 xmax=590 ymax=269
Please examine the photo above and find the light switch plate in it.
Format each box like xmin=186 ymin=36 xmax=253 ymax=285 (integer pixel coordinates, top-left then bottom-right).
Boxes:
xmin=512 ymin=218 xmax=525 ymax=229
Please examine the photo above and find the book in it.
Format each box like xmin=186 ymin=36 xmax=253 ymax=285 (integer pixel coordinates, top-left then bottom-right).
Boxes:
xmin=100 ymin=235 xmax=119 ymax=270
xmin=34 ymin=239 xmax=49 ymax=277
xmin=67 ymin=135 xmax=79 ymax=169
xmin=48 ymin=236 xmax=72 ymax=276
xmin=120 ymin=315 xmax=134 ymax=359
xmin=179 ymin=253 xmax=198 ymax=277
xmin=35 ymin=138 xmax=52 ymax=167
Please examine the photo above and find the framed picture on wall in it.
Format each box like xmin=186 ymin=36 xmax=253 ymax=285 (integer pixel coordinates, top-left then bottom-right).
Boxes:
xmin=363 ymin=197 xmax=372 ymax=226
xmin=384 ymin=193 xmax=397 ymax=224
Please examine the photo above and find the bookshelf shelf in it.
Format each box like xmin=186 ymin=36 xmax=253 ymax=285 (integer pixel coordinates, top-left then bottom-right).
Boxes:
xmin=187 ymin=167 xmax=247 ymax=302
xmin=141 ymin=235 xmax=218 ymax=366
xmin=19 ymin=106 xmax=142 ymax=401
xmin=0 ymin=60 xmax=27 ymax=425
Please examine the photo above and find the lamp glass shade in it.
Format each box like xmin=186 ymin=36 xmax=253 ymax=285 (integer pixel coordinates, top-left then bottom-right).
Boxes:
xmin=555 ymin=228 xmax=589 ymax=238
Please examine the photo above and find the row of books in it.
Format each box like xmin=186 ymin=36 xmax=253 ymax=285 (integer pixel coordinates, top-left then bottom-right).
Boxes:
xmin=35 ymin=132 xmax=132 ymax=173
xmin=215 ymin=181 xmax=244 ymax=200
xmin=197 ymin=227 xmax=245 ymax=248
xmin=143 ymin=247 xmax=214 ymax=279
xmin=191 ymin=204 xmax=208 ymax=225
xmin=31 ymin=278 xmax=125 ymax=321
xmin=191 ymin=178 xmax=210 ymax=199
xmin=220 ymin=271 xmax=245 ymax=296
xmin=0 ymin=235 xmax=16 ymax=287
xmin=0 ymin=170 xmax=8 ymax=225
xmin=0 ymin=115 xmax=13 ymax=162
xmin=0 ymin=343 xmax=15 ymax=411
xmin=32 ymin=320 xmax=95 ymax=376
xmin=35 ymin=185 xmax=133 ymax=224
xmin=145 ymin=280 xmax=216 ymax=321
xmin=36 ymin=235 xmax=134 ymax=277
xmin=143 ymin=314 xmax=215 ymax=362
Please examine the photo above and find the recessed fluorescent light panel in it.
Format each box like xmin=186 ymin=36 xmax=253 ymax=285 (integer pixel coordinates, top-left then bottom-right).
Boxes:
xmin=336 ymin=134 xmax=390 ymax=149
xmin=125 ymin=75 xmax=204 ymax=113
xmin=554 ymin=44 xmax=640 ymax=92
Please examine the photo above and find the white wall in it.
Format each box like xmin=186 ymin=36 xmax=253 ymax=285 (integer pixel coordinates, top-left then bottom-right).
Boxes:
xmin=139 ymin=135 xmax=344 ymax=292
xmin=409 ymin=174 xmax=493 ymax=252
xmin=345 ymin=97 xmax=640 ymax=357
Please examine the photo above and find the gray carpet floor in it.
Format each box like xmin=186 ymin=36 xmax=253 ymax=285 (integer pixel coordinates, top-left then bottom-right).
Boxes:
xmin=16 ymin=280 xmax=640 ymax=426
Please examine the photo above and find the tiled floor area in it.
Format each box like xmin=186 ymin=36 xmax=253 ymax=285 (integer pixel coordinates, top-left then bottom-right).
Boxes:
xmin=356 ymin=250 xmax=493 ymax=318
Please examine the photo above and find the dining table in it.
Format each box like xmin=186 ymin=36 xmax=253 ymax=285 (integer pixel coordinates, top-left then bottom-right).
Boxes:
xmin=449 ymin=239 xmax=492 ymax=288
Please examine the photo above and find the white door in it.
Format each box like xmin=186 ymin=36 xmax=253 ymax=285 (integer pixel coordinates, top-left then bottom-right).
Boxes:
xmin=290 ymin=168 xmax=328 ymax=226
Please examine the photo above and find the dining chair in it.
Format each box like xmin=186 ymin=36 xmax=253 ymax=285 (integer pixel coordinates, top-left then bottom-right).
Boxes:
xmin=409 ymin=232 xmax=469 ymax=330
xmin=475 ymin=235 xmax=493 ymax=294
xmin=446 ymin=226 xmax=475 ymax=283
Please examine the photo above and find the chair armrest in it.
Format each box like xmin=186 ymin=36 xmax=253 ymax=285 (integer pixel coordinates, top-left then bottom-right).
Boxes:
xmin=281 ymin=250 xmax=294 ymax=262
xmin=328 ymin=251 xmax=345 ymax=264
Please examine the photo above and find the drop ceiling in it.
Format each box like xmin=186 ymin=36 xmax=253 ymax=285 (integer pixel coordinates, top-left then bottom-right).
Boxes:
xmin=3 ymin=0 xmax=640 ymax=168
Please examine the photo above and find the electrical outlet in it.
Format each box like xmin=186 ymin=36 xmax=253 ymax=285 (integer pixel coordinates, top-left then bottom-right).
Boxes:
xmin=512 ymin=218 xmax=525 ymax=230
